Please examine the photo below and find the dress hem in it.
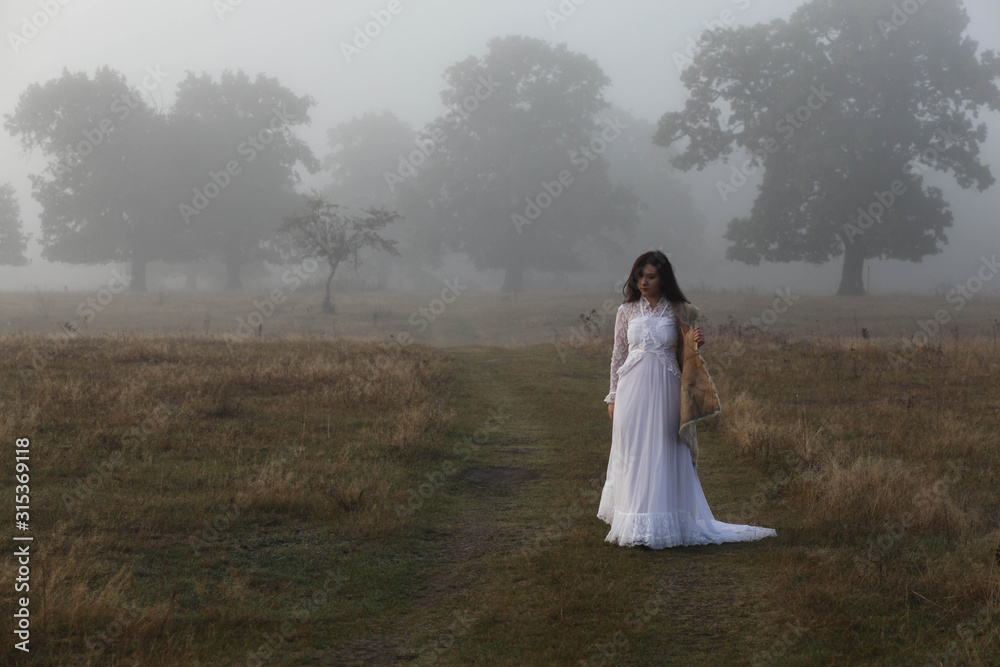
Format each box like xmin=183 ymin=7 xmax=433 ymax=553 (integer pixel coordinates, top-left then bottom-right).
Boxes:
xmin=596 ymin=506 xmax=777 ymax=550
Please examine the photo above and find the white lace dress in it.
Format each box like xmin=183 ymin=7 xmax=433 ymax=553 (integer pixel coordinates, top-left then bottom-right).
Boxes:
xmin=598 ymin=295 xmax=777 ymax=549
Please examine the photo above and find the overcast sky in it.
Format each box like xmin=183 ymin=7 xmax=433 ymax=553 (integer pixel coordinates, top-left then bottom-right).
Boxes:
xmin=1 ymin=0 xmax=998 ymax=294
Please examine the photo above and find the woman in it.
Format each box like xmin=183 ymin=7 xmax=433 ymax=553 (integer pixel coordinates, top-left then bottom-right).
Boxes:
xmin=598 ymin=251 xmax=776 ymax=549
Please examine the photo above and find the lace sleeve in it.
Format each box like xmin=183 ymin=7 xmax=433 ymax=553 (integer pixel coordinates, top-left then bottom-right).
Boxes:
xmin=604 ymin=304 xmax=628 ymax=403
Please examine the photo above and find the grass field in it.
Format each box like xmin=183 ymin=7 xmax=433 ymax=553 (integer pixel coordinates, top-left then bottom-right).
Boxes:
xmin=4 ymin=288 xmax=1000 ymax=345
xmin=0 ymin=289 xmax=998 ymax=665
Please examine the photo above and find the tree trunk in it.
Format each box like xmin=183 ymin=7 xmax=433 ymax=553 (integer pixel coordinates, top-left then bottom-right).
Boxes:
xmin=129 ymin=255 xmax=147 ymax=292
xmin=323 ymin=260 xmax=338 ymax=313
xmin=502 ymin=264 xmax=524 ymax=293
xmin=836 ymin=239 xmax=867 ymax=296
xmin=375 ymin=260 xmax=390 ymax=290
xmin=225 ymin=255 xmax=242 ymax=290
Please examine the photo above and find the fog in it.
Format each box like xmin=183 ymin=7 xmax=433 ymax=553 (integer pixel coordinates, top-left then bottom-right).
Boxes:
xmin=1 ymin=0 xmax=998 ymax=296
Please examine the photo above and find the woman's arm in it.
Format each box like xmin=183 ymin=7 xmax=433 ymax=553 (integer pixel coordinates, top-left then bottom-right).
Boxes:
xmin=686 ymin=304 xmax=705 ymax=347
xmin=604 ymin=304 xmax=627 ymax=405
xmin=682 ymin=302 xmax=705 ymax=348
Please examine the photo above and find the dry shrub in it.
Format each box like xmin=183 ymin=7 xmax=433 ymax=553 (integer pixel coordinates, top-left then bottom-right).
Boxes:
xmin=722 ymin=390 xmax=784 ymax=462
xmin=104 ymin=339 xmax=181 ymax=365
xmin=11 ymin=524 xmax=137 ymax=645
xmin=917 ymin=530 xmax=1000 ymax=606
xmin=795 ymin=453 xmax=973 ymax=534
xmin=364 ymin=400 xmax=455 ymax=451
xmin=239 ymin=446 xmax=304 ymax=505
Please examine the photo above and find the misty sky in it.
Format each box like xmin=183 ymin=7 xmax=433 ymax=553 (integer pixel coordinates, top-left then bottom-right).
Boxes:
xmin=1 ymin=0 xmax=999 ymax=294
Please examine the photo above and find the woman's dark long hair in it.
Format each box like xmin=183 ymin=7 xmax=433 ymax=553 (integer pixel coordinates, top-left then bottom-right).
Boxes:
xmin=622 ymin=251 xmax=689 ymax=305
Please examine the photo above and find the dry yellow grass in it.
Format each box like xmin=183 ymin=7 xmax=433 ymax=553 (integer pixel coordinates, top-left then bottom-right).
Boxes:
xmin=703 ymin=330 xmax=999 ymax=651
xmin=0 ymin=290 xmax=997 ymax=663
xmin=0 ymin=333 xmax=456 ymax=664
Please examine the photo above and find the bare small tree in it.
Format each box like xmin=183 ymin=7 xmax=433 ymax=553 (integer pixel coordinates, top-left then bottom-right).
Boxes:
xmin=278 ymin=194 xmax=401 ymax=313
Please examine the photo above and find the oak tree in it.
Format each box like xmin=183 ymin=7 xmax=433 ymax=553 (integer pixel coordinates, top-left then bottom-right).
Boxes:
xmin=414 ymin=35 xmax=640 ymax=293
xmin=5 ymin=67 xmax=185 ymax=290
xmin=655 ymin=0 xmax=1000 ymax=295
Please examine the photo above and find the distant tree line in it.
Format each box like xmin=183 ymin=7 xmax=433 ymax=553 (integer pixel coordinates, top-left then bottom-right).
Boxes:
xmin=2 ymin=35 xmax=710 ymax=294
xmin=5 ymin=68 xmax=318 ymax=291
xmin=10 ymin=1 xmax=991 ymax=297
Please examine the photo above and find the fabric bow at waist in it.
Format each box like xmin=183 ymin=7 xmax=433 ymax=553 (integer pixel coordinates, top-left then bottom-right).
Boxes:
xmin=617 ymin=346 xmax=682 ymax=381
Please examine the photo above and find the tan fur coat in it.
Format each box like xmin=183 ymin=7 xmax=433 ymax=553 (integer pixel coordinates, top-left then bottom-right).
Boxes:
xmin=670 ymin=302 xmax=722 ymax=468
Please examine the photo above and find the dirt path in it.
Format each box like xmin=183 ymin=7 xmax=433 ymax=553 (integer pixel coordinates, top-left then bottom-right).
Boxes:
xmin=336 ymin=343 xmax=788 ymax=666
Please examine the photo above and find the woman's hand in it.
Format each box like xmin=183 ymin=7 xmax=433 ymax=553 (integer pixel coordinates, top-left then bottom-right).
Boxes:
xmin=608 ymin=402 xmax=614 ymax=420
xmin=693 ymin=327 xmax=705 ymax=348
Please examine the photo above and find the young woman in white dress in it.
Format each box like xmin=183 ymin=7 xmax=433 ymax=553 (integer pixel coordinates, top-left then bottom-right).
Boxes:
xmin=598 ymin=251 xmax=777 ymax=549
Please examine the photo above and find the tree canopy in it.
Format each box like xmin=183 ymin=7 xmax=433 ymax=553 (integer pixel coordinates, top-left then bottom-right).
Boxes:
xmin=603 ymin=111 xmax=710 ymax=272
xmin=170 ymin=70 xmax=319 ymax=289
xmin=324 ymin=110 xmax=415 ymax=210
xmin=278 ymin=194 xmax=401 ymax=312
xmin=412 ymin=35 xmax=641 ymax=292
xmin=4 ymin=67 xmax=184 ymax=290
xmin=654 ymin=0 xmax=1000 ymax=295
xmin=5 ymin=67 xmax=318 ymax=291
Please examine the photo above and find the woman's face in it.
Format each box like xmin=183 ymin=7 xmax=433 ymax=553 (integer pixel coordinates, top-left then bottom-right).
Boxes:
xmin=636 ymin=263 xmax=661 ymax=298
